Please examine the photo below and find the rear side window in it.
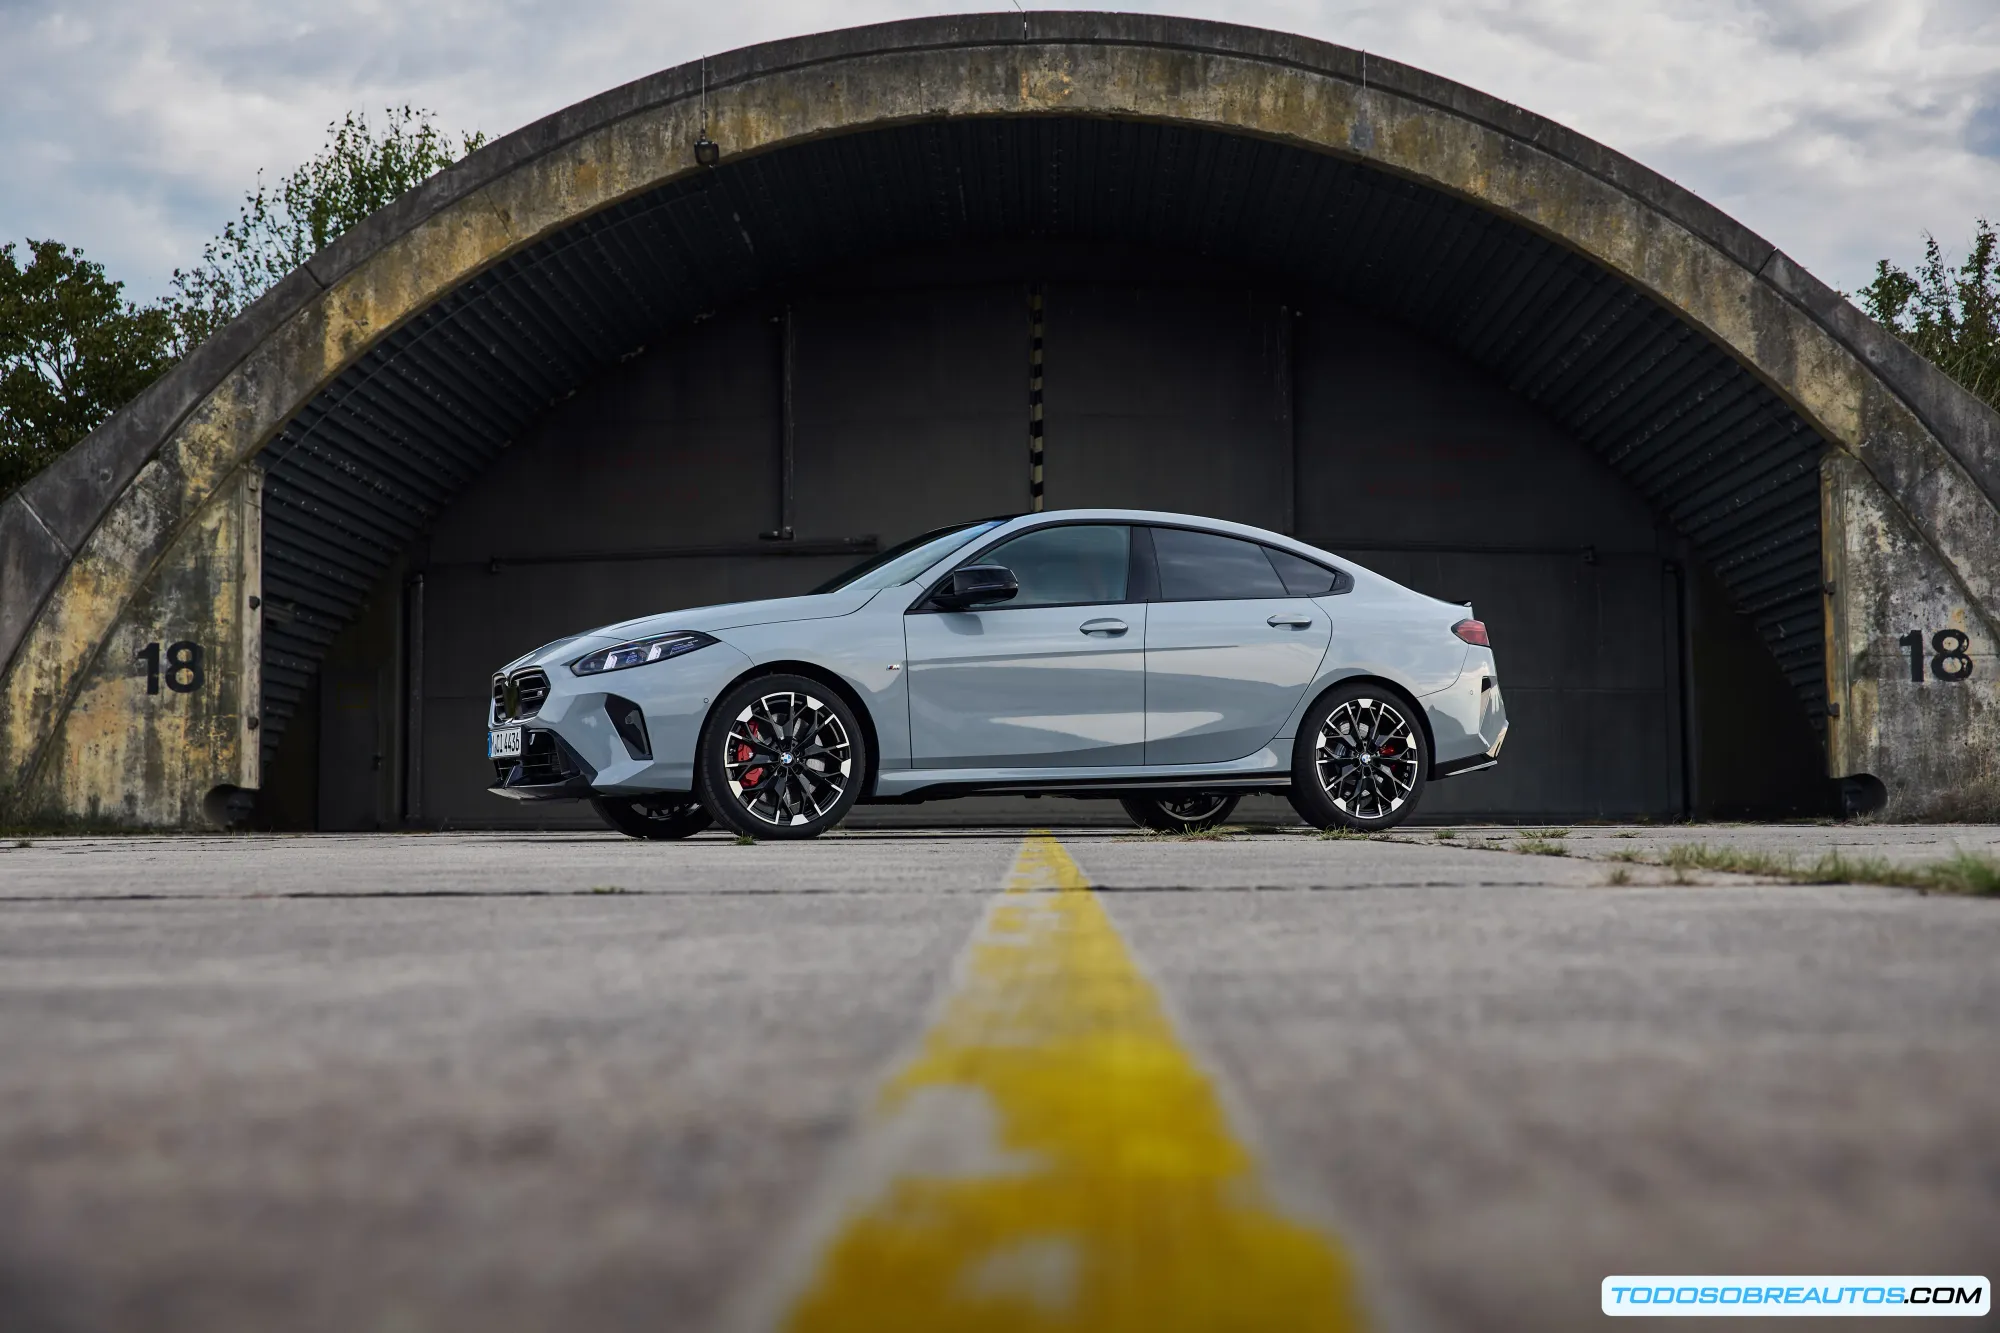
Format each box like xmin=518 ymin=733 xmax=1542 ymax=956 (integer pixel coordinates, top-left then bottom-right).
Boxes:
xmin=1151 ymin=527 xmax=1287 ymax=601
xmin=976 ymin=524 xmax=1130 ymax=607
xmin=1264 ymin=547 xmax=1342 ymax=596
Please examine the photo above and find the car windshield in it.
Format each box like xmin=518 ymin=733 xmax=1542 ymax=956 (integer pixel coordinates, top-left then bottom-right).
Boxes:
xmin=810 ymin=519 xmax=1009 ymax=594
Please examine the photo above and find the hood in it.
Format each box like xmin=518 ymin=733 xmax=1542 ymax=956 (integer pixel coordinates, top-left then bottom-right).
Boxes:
xmin=503 ymin=587 xmax=881 ymax=672
xmin=599 ymin=586 xmax=880 ymax=637
xmin=502 ymin=629 xmax=625 ymax=674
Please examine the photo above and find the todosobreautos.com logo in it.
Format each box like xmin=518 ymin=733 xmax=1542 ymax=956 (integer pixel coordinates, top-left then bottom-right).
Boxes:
xmin=1602 ymin=1277 xmax=1990 ymax=1317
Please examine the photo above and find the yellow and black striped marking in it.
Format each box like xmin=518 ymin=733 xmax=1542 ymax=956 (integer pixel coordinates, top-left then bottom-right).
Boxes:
xmin=1028 ymin=286 xmax=1046 ymax=513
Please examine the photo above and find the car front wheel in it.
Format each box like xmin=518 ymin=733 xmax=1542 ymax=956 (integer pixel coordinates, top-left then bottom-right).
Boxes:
xmin=1119 ymin=791 xmax=1240 ymax=833
xmin=591 ymin=794 xmax=713 ymax=841
xmin=696 ymin=675 xmax=866 ymax=839
xmin=1288 ymin=683 xmax=1428 ymax=831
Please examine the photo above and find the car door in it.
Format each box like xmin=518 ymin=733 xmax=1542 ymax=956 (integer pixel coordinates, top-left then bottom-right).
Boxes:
xmin=1142 ymin=526 xmax=1336 ymax=765
xmin=904 ymin=523 xmax=1147 ymax=767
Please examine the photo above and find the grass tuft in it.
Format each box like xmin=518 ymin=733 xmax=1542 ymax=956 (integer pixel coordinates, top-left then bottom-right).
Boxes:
xmin=1611 ymin=842 xmax=2000 ymax=896
xmin=1659 ymin=843 xmax=1794 ymax=878
xmin=1514 ymin=837 xmax=1570 ymax=857
xmin=1141 ymin=825 xmax=1237 ymax=842
xmin=1794 ymin=850 xmax=1902 ymax=885
xmin=733 ymin=833 xmax=758 ymax=846
xmin=1928 ymin=850 xmax=2000 ymax=896
xmin=1316 ymin=826 xmax=1367 ymax=841
xmin=1604 ymin=867 xmax=1632 ymax=886
xmin=587 ymin=885 xmax=628 ymax=895
xmin=1434 ymin=828 xmax=1457 ymax=839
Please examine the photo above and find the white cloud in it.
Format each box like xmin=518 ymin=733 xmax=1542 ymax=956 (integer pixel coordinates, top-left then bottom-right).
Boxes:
xmin=2 ymin=0 xmax=1996 ymax=300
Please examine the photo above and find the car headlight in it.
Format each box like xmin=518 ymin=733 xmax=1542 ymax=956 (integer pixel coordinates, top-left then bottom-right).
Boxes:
xmin=569 ymin=632 xmax=716 ymax=676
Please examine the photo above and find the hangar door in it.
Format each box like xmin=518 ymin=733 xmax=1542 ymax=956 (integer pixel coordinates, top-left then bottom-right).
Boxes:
xmin=315 ymin=271 xmax=1694 ymax=827
xmin=1038 ymin=287 xmax=1682 ymax=820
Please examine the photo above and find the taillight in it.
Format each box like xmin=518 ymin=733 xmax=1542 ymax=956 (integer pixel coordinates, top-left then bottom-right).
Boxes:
xmin=1452 ymin=619 xmax=1489 ymax=646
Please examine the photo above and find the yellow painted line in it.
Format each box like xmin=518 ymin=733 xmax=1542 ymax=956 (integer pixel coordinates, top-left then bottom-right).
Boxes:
xmin=778 ymin=832 xmax=1364 ymax=1332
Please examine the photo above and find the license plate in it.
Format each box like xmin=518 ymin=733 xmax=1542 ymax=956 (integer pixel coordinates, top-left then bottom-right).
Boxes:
xmin=488 ymin=727 xmax=523 ymax=759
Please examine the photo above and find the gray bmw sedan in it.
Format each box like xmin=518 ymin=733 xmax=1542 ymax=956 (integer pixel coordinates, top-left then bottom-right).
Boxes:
xmin=487 ymin=510 xmax=1506 ymax=838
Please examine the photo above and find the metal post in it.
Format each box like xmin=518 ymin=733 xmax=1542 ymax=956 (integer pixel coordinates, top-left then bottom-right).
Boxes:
xmin=1666 ymin=558 xmax=1695 ymax=821
xmin=762 ymin=306 xmax=796 ymax=541
xmin=403 ymin=572 xmax=424 ymax=824
xmin=1282 ymin=305 xmax=1298 ymax=535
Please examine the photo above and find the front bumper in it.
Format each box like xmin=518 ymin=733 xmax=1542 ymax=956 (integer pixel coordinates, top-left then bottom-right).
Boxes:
xmin=485 ymin=640 xmax=755 ymax=802
xmin=489 ymin=729 xmax=597 ymax=801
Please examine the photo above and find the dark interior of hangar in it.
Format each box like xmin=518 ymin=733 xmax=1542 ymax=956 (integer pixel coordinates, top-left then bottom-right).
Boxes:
xmin=251 ymin=115 xmax=1833 ymax=828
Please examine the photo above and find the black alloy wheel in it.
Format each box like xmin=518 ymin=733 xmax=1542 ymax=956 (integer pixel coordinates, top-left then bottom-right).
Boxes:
xmin=1120 ymin=791 xmax=1241 ymax=833
xmin=696 ymin=674 xmax=866 ymax=840
xmin=590 ymin=794 xmax=713 ymax=840
xmin=1288 ymin=683 xmax=1429 ymax=831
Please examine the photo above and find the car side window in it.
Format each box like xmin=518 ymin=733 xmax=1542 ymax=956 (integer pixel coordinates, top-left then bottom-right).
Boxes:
xmin=1264 ymin=547 xmax=1343 ymax=596
xmin=971 ymin=524 xmax=1130 ymax=608
xmin=1150 ymin=527 xmax=1288 ymax=600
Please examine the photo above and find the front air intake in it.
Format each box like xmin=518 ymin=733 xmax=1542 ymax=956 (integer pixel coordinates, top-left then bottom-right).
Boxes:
xmin=606 ymin=696 xmax=651 ymax=760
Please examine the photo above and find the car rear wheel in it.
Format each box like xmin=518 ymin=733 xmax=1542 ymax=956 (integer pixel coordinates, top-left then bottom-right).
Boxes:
xmin=1288 ymin=683 xmax=1428 ymax=832
xmin=591 ymin=794 xmax=713 ymax=840
xmin=1119 ymin=791 xmax=1240 ymax=833
xmin=697 ymin=675 xmax=866 ymax=840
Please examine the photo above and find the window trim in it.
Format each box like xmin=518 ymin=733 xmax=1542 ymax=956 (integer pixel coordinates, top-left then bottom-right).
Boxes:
xmin=906 ymin=520 xmax=1141 ymax=614
xmin=1143 ymin=522 xmax=1353 ymax=602
xmin=1129 ymin=525 xmax=1161 ymax=603
xmin=904 ymin=517 xmax=1352 ymax=614
xmin=1259 ymin=539 xmax=1354 ymax=598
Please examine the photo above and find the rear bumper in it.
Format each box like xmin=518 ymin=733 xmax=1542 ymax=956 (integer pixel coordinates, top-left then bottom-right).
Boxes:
xmin=1432 ymin=729 xmax=1506 ymax=780
xmin=1423 ymin=650 xmax=1507 ymax=779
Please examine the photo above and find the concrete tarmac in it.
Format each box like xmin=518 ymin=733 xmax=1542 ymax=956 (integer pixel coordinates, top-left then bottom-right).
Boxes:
xmin=1 ymin=827 xmax=1995 ymax=1331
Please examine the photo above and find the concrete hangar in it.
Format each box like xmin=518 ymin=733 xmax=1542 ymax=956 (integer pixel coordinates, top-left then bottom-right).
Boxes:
xmin=2 ymin=14 xmax=1998 ymax=831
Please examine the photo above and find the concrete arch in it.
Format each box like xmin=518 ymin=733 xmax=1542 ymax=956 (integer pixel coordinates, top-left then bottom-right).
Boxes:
xmin=4 ymin=12 xmax=1998 ymax=824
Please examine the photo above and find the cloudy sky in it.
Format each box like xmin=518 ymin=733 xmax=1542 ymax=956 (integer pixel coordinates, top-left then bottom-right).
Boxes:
xmin=3 ymin=0 xmax=1996 ymax=303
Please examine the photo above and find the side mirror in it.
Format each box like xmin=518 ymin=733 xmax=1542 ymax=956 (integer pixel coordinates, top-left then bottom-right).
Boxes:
xmin=933 ymin=564 xmax=1019 ymax=611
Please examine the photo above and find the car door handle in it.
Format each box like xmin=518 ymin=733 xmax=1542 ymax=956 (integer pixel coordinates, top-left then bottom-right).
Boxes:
xmin=1079 ymin=618 xmax=1129 ymax=636
xmin=1268 ymin=613 xmax=1314 ymax=628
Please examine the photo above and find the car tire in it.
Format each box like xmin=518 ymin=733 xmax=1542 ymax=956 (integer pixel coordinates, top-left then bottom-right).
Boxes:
xmin=1119 ymin=791 xmax=1241 ymax=833
xmin=696 ymin=674 xmax=867 ymax=840
xmin=590 ymin=794 xmax=713 ymax=840
xmin=1288 ymin=682 xmax=1429 ymax=832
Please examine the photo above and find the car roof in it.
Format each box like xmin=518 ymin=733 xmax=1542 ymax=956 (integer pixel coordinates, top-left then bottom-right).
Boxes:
xmin=891 ymin=508 xmax=1445 ymax=609
xmin=983 ymin=508 xmax=1343 ymax=564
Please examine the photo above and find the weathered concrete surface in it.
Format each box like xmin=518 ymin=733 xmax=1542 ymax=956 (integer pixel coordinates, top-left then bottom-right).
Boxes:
xmin=1825 ymin=454 xmax=2000 ymax=816
xmin=6 ymin=13 xmax=2000 ymax=822
xmin=1389 ymin=820 xmax=2000 ymax=867
xmin=2 ymin=469 xmax=260 ymax=828
xmin=0 ymin=828 xmax=1994 ymax=1333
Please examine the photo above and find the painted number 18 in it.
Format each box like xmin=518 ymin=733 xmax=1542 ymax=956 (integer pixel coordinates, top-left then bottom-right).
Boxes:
xmin=1897 ymin=629 xmax=1973 ymax=684
xmin=136 ymin=641 xmax=205 ymax=695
